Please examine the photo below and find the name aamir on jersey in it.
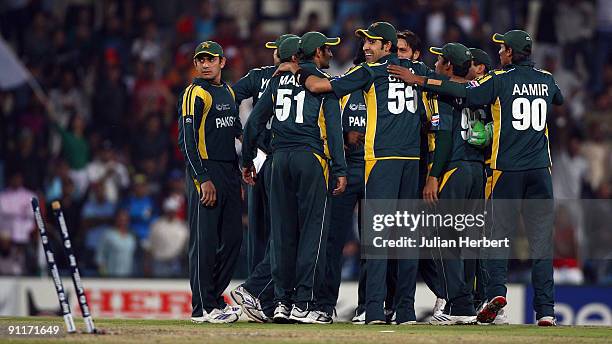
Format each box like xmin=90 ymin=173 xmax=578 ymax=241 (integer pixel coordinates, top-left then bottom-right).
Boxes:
xmin=512 ymin=83 xmax=549 ymax=97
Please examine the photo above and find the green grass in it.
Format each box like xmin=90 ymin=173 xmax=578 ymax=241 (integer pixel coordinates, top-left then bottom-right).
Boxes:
xmin=0 ymin=317 xmax=610 ymax=343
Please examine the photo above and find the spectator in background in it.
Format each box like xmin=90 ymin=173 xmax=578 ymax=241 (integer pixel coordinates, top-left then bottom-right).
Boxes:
xmin=6 ymin=129 xmax=46 ymax=191
xmin=195 ymin=0 xmax=216 ymax=42
xmin=143 ymin=195 xmax=188 ymax=277
xmin=96 ymin=209 xmax=136 ymax=277
xmin=52 ymin=113 xmax=90 ymax=198
xmin=123 ymin=174 xmax=156 ymax=242
xmin=92 ymin=59 xmax=128 ymax=145
xmin=553 ymin=135 xmax=588 ymax=200
xmin=553 ymin=205 xmax=584 ymax=285
xmin=86 ymin=141 xmax=130 ymax=204
xmin=0 ymin=230 xmax=25 ymax=275
xmin=581 ymin=123 xmax=610 ymax=195
xmin=0 ymin=171 xmax=35 ymax=247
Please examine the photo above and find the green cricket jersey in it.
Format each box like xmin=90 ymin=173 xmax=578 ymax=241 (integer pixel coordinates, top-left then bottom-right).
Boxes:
xmin=178 ymin=78 xmax=242 ymax=182
xmin=233 ymin=66 xmax=276 ymax=154
xmin=243 ymin=62 xmax=347 ymax=177
xmin=330 ymin=53 xmax=435 ymax=160
xmin=340 ymin=88 xmax=367 ymax=164
xmin=431 ymin=95 xmax=485 ymax=163
xmin=463 ymin=61 xmax=563 ymax=170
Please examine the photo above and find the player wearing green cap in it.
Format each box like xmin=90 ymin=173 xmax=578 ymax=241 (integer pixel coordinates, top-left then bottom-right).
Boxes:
xmin=230 ymin=33 xmax=298 ymax=323
xmin=242 ymin=33 xmax=347 ymax=324
xmin=178 ymin=41 xmax=243 ymax=324
xmin=276 ymin=21 xmax=440 ymax=325
xmin=389 ymin=30 xmax=564 ymax=327
xmin=416 ymin=42 xmax=481 ymax=325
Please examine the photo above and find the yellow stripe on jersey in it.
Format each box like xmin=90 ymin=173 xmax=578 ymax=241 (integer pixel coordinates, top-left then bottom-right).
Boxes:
xmin=438 ymin=167 xmax=458 ymax=192
xmin=490 ymin=97 xmax=502 ymax=169
xmin=486 ymin=170 xmax=503 ymax=199
xmin=422 ymin=91 xmax=437 ymax=153
xmin=545 ymin=125 xmax=552 ymax=166
xmin=340 ymin=94 xmax=350 ymax=112
xmin=317 ymin=102 xmax=330 ymax=159
xmin=182 ymin=85 xmax=195 ymax=116
xmin=313 ymin=153 xmax=329 ymax=186
xmin=365 ymin=160 xmax=377 ymax=185
xmin=364 ymin=84 xmax=377 ymax=160
xmin=227 ymin=85 xmax=236 ymax=101
xmin=190 ymin=86 xmax=213 ymax=160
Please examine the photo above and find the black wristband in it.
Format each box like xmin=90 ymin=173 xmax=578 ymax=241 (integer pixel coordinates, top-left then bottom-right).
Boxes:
xmin=297 ymin=69 xmax=314 ymax=86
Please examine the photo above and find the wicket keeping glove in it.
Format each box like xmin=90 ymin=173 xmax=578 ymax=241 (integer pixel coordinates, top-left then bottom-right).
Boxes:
xmin=467 ymin=120 xmax=492 ymax=147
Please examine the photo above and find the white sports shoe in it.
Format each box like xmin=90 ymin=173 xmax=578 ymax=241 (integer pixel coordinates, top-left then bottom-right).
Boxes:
xmin=208 ymin=308 xmax=239 ymax=324
xmin=430 ymin=313 xmax=477 ymax=325
xmin=433 ymin=298 xmax=446 ymax=316
xmin=537 ymin=316 xmax=557 ymax=327
xmin=230 ymin=285 xmax=267 ymax=323
xmin=288 ymin=306 xmax=333 ymax=324
xmin=190 ymin=315 xmax=207 ymax=323
xmin=351 ymin=310 xmax=366 ymax=325
xmin=273 ymin=303 xmax=292 ymax=323
xmin=492 ymin=309 xmax=509 ymax=325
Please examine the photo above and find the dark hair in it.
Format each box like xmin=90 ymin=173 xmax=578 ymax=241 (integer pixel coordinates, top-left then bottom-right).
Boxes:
xmin=397 ymin=30 xmax=421 ymax=53
xmin=442 ymin=56 xmax=471 ymax=77
xmin=504 ymin=43 xmax=531 ymax=64
xmin=473 ymin=61 xmax=490 ymax=74
xmin=280 ymin=55 xmax=294 ymax=63
xmin=353 ymin=40 xmax=365 ymax=64
xmin=381 ymin=39 xmax=398 ymax=53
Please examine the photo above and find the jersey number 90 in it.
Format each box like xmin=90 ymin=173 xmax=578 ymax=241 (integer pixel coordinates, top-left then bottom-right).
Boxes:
xmin=388 ymin=82 xmax=417 ymax=114
xmin=512 ymin=97 xmax=547 ymax=131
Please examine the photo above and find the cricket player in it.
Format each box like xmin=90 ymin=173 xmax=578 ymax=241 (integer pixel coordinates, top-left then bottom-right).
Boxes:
xmin=417 ymin=43 xmax=481 ymax=325
xmin=178 ymin=41 xmax=243 ymax=323
xmin=230 ymin=34 xmax=298 ymax=323
xmin=390 ymin=30 xmax=564 ymax=326
xmin=242 ymin=34 xmax=347 ymax=324
xmin=276 ymin=21 xmax=438 ymax=325
xmin=398 ymin=29 xmax=447 ymax=318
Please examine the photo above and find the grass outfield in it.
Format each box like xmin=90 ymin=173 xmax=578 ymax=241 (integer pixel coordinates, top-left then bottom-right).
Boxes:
xmin=0 ymin=317 xmax=611 ymax=344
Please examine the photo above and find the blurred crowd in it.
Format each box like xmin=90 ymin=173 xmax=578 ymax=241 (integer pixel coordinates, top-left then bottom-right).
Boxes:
xmin=0 ymin=0 xmax=610 ymax=284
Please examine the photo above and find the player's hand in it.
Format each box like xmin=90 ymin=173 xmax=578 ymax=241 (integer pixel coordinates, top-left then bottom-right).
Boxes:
xmin=346 ymin=131 xmax=365 ymax=147
xmin=200 ymin=180 xmax=217 ymax=207
xmin=242 ymin=165 xmax=257 ymax=186
xmin=423 ymin=176 xmax=439 ymax=206
xmin=388 ymin=65 xmax=419 ymax=84
xmin=273 ymin=62 xmax=300 ymax=77
xmin=332 ymin=176 xmax=347 ymax=195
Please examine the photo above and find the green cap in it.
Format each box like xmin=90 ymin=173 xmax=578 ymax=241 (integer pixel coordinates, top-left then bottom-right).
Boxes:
xmin=278 ymin=36 xmax=301 ymax=60
xmin=469 ymin=48 xmax=492 ymax=70
xmin=194 ymin=41 xmax=224 ymax=58
xmin=429 ymin=42 xmax=472 ymax=66
xmin=299 ymin=31 xmax=341 ymax=56
xmin=265 ymin=34 xmax=299 ymax=49
xmin=355 ymin=21 xmax=397 ymax=46
xmin=492 ymin=30 xmax=532 ymax=55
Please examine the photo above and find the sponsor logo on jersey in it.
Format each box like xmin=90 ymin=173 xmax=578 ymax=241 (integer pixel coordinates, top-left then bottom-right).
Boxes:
xmin=348 ymin=103 xmax=366 ymax=111
xmin=431 ymin=114 xmax=440 ymax=127
xmin=215 ymin=103 xmax=232 ymax=111
xmin=185 ymin=117 xmax=193 ymax=123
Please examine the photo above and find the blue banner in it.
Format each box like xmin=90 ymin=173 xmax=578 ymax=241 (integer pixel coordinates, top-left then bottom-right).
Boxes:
xmin=525 ymin=286 xmax=612 ymax=325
